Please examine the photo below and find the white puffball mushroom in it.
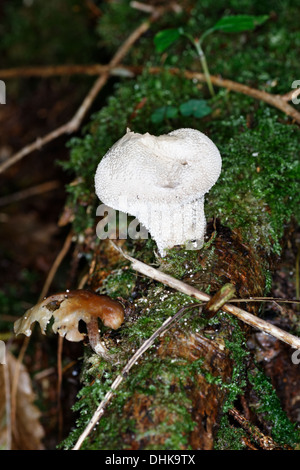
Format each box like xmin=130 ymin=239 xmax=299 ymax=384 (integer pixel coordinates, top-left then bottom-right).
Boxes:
xmin=95 ymin=128 xmax=222 ymax=256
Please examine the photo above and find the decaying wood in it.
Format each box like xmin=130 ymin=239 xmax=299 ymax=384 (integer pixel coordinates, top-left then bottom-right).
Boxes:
xmin=73 ymin=310 xmax=191 ymax=450
xmin=73 ymin=220 xmax=299 ymax=450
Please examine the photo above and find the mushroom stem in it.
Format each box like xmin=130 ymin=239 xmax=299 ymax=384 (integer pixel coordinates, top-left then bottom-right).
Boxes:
xmin=141 ymin=196 xmax=206 ymax=255
xmin=86 ymin=317 xmax=109 ymax=356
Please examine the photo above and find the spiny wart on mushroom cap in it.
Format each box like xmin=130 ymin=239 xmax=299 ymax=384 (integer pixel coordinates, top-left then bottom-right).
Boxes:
xmin=95 ymin=128 xmax=222 ymax=256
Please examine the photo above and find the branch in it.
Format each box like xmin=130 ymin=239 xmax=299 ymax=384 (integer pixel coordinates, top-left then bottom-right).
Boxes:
xmin=228 ymin=407 xmax=287 ymax=450
xmin=111 ymin=243 xmax=300 ymax=350
xmin=0 ymin=180 xmax=60 ymax=207
xmin=0 ymin=8 xmax=165 ymax=175
xmin=72 ymin=303 xmax=198 ymax=450
xmin=144 ymin=66 xmax=300 ymax=125
xmin=2 ymin=64 xmax=299 ymax=124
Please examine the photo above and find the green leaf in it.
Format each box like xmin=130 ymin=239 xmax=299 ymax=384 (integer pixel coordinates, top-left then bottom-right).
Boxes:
xmin=179 ymin=99 xmax=212 ymax=118
xmin=150 ymin=106 xmax=178 ymax=124
xmin=212 ymin=14 xmax=269 ymax=33
xmin=154 ymin=28 xmax=181 ymax=53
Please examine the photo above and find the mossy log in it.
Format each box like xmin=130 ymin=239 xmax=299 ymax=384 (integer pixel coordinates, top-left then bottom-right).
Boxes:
xmin=60 ymin=63 xmax=300 ymax=451
xmin=65 ymin=215 xmax=298 ymax=451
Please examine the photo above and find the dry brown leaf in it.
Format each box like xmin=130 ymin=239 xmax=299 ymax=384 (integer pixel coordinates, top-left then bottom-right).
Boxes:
xmin=0 ymin=351 xmax=44 ymax=450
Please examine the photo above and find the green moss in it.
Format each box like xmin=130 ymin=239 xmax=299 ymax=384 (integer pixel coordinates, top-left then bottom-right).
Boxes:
xmin=100 ymin=268 xmax=136 ymax=299
xmin=124 ymin=289 xmax=200 ymax=345
xmin=248 ymin=367 xmax=300 ymax=447
xmin=160 ymin=246 xmax=208 ymax=280
xmin=214 ymin=415 xmax=247 ymax=450
xmin=208 ymin=109 xmax=300 ymax=254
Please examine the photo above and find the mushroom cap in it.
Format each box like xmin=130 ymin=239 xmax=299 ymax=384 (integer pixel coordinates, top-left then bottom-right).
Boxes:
xmin=14 ymin=290 xmax=125 ymax=342
xmin=94 ymin=128 xmax=221 ymax=212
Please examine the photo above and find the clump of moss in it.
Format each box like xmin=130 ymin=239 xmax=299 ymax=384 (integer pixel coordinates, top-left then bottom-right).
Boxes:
xmin=214 ymin=415 xmax=247 ymax=450
xmin=248 ymin=366 xmax=300 ymax=447
xmin=208 ymin=109 xmax=300 ymax=255
xmin=214 ymin=318 xmax=300 ymax=449
xmin=100 ymin=268 xmax=136 ymax=299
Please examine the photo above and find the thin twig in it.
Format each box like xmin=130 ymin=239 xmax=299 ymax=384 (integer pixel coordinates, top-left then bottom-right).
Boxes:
xmin=130 ymin=1 xmax=156 ymax=13
xmin=0 ymin=9 xmax=163 ymax=175
xmin=2 ymin=64 xmax=299 ymax=124
xmin=228 ymin=407 xmax=285 ymax=450
xmin=0 ymin=180 xmax=60 ymax=207
xmin=39 ymin=230 xmax=74 ymax=300
xmin=11 ymin=229 xmax=74 ymax=435
xmin=145 ymin=66 xmax=300 ymax=124
xmin=281 ymin=87 xmax=300 ymax=102
xmin=73 ymin=303 xmax=198 ymax=450
xmin=111 ymin=242 xmax=300 ymax=350
xmin=229 ymin=297 xmax=300 ymax=304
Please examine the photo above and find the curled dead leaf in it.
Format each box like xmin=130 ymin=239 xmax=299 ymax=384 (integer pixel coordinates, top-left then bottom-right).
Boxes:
xmin=0 ymin=351 xmax=44 ymax=450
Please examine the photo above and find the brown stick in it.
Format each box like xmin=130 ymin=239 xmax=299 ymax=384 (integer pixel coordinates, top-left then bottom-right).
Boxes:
xmin=0 ymin=180 xmax=60 ymax=207
xmin=111 ymin=242 xmax=300 ymax=350
xmin=228 ymin=407 xmax=281 ymax=450
xmin=144 ymin=66 xmax=300 ymax=125
xmin=0 ymin=65 xmax=298 ymax=176
xmin=2 ymin=63 xmax=299 ymax=123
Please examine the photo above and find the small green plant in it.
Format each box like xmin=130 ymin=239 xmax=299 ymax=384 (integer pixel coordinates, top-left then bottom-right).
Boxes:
xmin=154 ymin=14 xmax=269 ymax=96
xmin=150 ymin=98 xmax=212 ymax=124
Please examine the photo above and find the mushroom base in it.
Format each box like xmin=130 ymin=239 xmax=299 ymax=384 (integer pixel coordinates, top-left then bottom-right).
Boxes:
xmin=133 ymin=197 xmax=206 ymax=256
